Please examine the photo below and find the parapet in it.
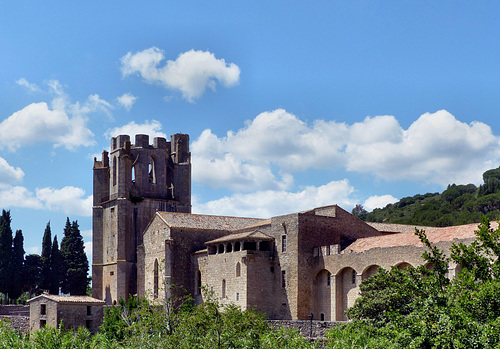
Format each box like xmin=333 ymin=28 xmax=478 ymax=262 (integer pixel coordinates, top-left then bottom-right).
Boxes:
xmin=110 ymin=134 xmax=173 ymax=151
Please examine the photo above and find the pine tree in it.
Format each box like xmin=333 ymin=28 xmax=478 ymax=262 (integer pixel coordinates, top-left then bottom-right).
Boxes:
xmin=0 ymin=210 xmax=14 ymax=299
xmin=10 ymin=230 xmax=25 ymax=299
xmin=40 ymin=222 xmax=52 ymax=291
xmin=49 ymin=236 xmax=61 ymax=294
xmin=60 ymin=218 xmax=89 ymax=295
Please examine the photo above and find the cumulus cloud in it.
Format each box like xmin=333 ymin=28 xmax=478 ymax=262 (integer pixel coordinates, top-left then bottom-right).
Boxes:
xmin=0 ymin=185 xmax=92 ymax=216
xmin=116 ymin=93 xmax=137 ymax=111
xmin=192 ymin=109 xmax=500 ymax=193
xmin=193 ymin=180 xmax=356 ymax=218
xmin=0 ymin=157 xmax=24 ymax=185
xmin=105 ymin=120 xmax=167 ymax=140
xmin=363 ymin=195 xmax=399 ymax=212
xmin=84 ymin=241 xmax=92 ymax=264
xmin=0 ymin=79 xmax=112 ymax=151
xmin=121 ymin=47 xmax=240 ymax=102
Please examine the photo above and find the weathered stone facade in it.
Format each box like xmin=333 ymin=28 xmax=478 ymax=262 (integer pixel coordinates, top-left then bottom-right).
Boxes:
xmin=27 ymin=295 xmax=105 ymax=332
xmin=93 ymin=134 xmax=191 ymax=304
xmin=94 ymin=133 xmax=486 ymax=321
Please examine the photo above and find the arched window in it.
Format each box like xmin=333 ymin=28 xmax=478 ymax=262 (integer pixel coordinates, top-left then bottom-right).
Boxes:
xmin=222 ymin=279 xmax=226 ymax=298
xmin=149 ymin=157 xmax=156 ymax=184
xmin=197 ymin=270 xmax=202 ymax=294
xmin=352 ymin=270 xmax=356 ymax=284
xmin=236 ymin=262 xmax=241 ymax=277
xmin=153 ymin=259 xmax=159 ymax=299
xmin=132 ymin=166 xmax=136 ymax=183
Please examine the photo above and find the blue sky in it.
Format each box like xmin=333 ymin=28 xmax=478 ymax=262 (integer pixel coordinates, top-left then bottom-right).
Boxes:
xmin=1 ymin=1 xmax=499 ymax=261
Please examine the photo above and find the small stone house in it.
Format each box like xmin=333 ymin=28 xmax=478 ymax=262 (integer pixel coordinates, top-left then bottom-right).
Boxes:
xmin=27 ymin=294 xmax=105 ymax=332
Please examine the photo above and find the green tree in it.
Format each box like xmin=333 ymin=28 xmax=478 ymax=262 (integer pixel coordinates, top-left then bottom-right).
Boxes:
xmin=9 ymin=230 xmax=25 ymax=300
xmin=60 ymin=219 xmax=89 ymax=295
xmin=40 ymin=222 xmax=52 ymax=291
xmin=23 ymin=254 xmax=42 ymax=297
xmin=0 ymin=210 xmax=13 ymax=299
xmin=49 ymin=235 xmax=62 ymax=295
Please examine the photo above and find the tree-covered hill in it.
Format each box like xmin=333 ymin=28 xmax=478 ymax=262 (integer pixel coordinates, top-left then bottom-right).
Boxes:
xmin=357 ymin=166 xmax=500 ymax=227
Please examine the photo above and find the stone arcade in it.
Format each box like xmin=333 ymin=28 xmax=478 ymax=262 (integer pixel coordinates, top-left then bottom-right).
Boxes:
xmin=93 ymin=133 xmax=479 ymax=321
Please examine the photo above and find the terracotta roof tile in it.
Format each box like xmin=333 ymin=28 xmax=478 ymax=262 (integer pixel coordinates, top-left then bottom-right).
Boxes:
xmin=347 ymin=222 xmax=499 ymax=253
xmin=27 ymin=294 xmax=105 ymax=304
xmin=157 ymin=212 xmax=263 ymax=231
xmin=205 ymin=230 xmax=274 ymax=245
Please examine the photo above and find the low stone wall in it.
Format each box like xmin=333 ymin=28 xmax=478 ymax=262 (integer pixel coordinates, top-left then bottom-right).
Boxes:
xmin=268 ymin=320 xmax=340 ymax=338
xmin=0 ymin=305 xmax=29 ymax=316
xmin=0 ymin=316 xmax=30 ymax=333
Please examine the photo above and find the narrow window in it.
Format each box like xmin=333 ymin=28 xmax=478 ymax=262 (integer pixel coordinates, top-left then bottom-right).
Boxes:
xmin=40 ymin=320 xmax=46 ymax=328
xmin=153 ymin=259 xmax=159 ymax=299
xmin=236 ymin=293 xmax=239 ymax=301
xmin=40 ymin=304 xmax=46 ymax=315
xmin=352 ymin=270 xmax=356 ymax=284
xmin=327 ymin=272 xmax=331 ymax=286
xmin=132 ymin=166 xmax=136 ymax=183
xmin=197 ymin=270 xmax=202 ymax=294
xmin=222 ymin=279 xmax=226 ymax=298
xmin=321 ymin=313 xmax=325 ymax=321
xmin=86 ymin=320 xmax=92 ymax=329
xmin=236 ymin=262 xmax=241 ymax=277
xmin=281 ymin=271 xmax=286 ymax=288
xmin=112 ymin=157 xmax=117 ymax=186
xmin=87 ymin=306 xmax=92 ymax=316
xmin=149 ymin=157 xmax=156 ymax=184
xmin=282 ymin=235 xmax=287 ymax=253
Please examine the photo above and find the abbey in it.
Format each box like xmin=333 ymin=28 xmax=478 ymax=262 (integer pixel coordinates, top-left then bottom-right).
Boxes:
xmin=93 ymin=133 xmax=480 ymax=321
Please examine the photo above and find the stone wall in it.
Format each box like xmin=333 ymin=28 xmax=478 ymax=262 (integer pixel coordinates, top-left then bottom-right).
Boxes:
xmin=268 ymin=320 xmax=339 ymax=338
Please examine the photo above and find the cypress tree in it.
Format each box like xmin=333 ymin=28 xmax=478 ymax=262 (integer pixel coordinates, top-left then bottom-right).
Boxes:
xmin=23 ymin=254 xmax=42 ymax=297
xmin=49 ymin=236 xmax=61 ymax=294
xmin=61 ymin=219 xmax=89 ymax=295
xmin=0 ymin=210 xmax=14 ymax=299
xmin=40 ymin=222 xmax=52 ymax=291
xmin=10 ymin=230 xmax=25 ymax=300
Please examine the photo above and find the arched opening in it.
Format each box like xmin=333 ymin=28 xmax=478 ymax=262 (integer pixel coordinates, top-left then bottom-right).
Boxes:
xmin=196 ymin=270 xmax=201 ymax=295
xmin=153 ymin=259 xmax=159 ymax=299
xmin=132 ymin=166 xmax=136 ymax=183
xmin=236 ymin=262 xmax=241 ymax=277
xmin=149 ymin=157 xmax=156 ymax=184
xmin=335 ymin=267 xmax=358 ymax=321
xmin=320 ymin=313 xmax=325 ymax=321
xmin=218 ymin=244 xmax=224 ymax=254
xmin=312 ymin=269 xmax=332 ymax=321
xmin=362 ymin=265 xmax=380 ymax=280
xmin=234 ymin=242 xmax=241 ymax=251
xmin=226 ymin=243 xmax=233 ymax=253
xmin=396 ymin=262 xmax=412 ymax=270
xmin=425 ymin=262 xmax=434 ymax=271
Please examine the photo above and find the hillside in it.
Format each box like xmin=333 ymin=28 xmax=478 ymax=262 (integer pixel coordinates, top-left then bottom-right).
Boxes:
xmin=355 ymin=167 xmax=500 ymax=227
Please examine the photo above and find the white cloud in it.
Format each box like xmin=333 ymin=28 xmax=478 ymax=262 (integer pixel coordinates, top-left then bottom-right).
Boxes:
xmin=0 ymin=80 xmax=111 ymax=151
xmin=36 ymin=186 xmax=92 ymax=216
xmin=0 ymin=185 xmax=92 ymax=216
xmin=84 ymin=241 xmax=92 ymax=265
xmin=116 ymin=93 xmax=137 ymax=111
xmin=121 ymin=47 xmax=240 ymax=102
xmin=16 ymin=78 xmax=40 ymax=92
xmin=192 ymin=109 xmax=500 ymax=193
xmin=105 ymin=120 xmax=167 ymax=140
xmin=27 ymin=246 xmax=40 ymax=254
xmin=193 ymin=180 xmax=356 ymax=218
xmin=0 ymin=157 xmax=24 ymax=185
xmin=81 ymin=229 xmax=92 ymax=238
xmin=363 ymin=195 xmax=399 ymax=212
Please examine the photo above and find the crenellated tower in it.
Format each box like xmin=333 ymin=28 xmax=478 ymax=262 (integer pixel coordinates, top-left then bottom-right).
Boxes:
xmin=92 ymin=134 xmax=191 ymax=304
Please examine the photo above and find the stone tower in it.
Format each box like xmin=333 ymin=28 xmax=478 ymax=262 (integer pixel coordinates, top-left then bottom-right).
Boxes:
xmin=92 ymin=134 xmax=191 ymax=304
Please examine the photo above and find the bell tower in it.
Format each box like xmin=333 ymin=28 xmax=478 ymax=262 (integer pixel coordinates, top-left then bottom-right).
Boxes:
xmin=92 ymin=133 xmax=191 ymax=304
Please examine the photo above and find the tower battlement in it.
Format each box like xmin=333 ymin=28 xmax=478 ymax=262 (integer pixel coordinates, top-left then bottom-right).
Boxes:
xmin=92 ymin=132 xmax=191 ymax=304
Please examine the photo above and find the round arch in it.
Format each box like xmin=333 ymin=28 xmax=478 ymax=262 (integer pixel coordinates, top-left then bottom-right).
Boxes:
xmin=362 ymin=264 xmax=380 ymax=280
xmin=395 ymin=262 xmax=412 ymax=270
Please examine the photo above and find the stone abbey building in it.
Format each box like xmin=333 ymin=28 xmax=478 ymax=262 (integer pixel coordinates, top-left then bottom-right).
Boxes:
xmin=93 ymin=133 xmax=481 ymax=321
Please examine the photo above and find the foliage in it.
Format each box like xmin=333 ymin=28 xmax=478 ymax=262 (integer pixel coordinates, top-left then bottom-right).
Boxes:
xmin=10 ymin=230 xmax=25 ymax=300
xmin=40 ymin=222 xmax=52 ymax=292
xmin=364 ymin=166 xmax=500 ymax=226
xmin=329 ymin=218 xmax=500 ymax=348
xmin=49 ymin=236 xmax=62 ymax=295
xmin=60 ymin=219 xmax=89 ymax=295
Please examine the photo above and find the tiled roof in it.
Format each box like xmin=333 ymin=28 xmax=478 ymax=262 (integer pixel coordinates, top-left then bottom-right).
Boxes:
xmin=367 ymin=222 xmax=432 ymax=234
xmin=205 ymin=230 xmax=274 ymax=245
xmin=347 ymin=222 xmax=499 ymax=253
xmin=157 ymin=212 xmax=264 ymax=231
xmin=27 ymin=294 xmax=105 ymax=304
